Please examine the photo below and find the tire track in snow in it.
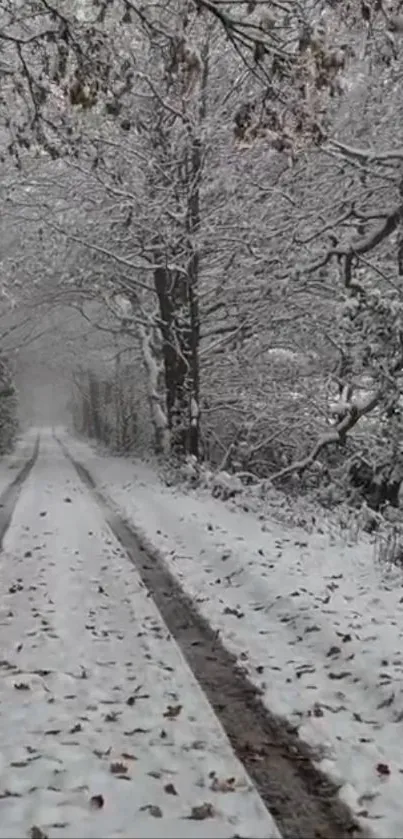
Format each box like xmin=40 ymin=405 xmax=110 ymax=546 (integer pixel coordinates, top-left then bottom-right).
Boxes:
xmin=59 ymin=435 xmax=364 ymax=839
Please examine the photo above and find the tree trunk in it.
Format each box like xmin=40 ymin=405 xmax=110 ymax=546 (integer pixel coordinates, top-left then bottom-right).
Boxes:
xmin=154 ymin=263 xmax=200 ymax=458
xmin=138 ymin=319 xmax=170 ymax=455
xmin=88 ymin=373 xmax=101 ymax=440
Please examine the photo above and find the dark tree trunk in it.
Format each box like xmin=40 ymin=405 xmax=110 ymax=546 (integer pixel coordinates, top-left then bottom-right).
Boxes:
xmin=154 ymin=264 xmax=200 ymax=457
xmin=88 ymin=374 xmax=101 ymax=440
xmin=148 ymin=26 xmax=207 ymax=458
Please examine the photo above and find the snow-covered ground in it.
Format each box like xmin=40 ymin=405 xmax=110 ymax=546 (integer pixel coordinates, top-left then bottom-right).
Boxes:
xmin=0 ymin=434 xmax=280 ymax=839
xmin=64 ymin=430 xmax=403 ymax=839
xmin=0 ymin=430 xmax=38 ymax=495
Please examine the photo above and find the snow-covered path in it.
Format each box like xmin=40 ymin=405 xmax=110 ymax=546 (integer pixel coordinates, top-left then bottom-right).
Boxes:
xmin=0 ymin=434 xmax=280 ymax=839
xmin=61 ymin=430 xmax=403 ymax=839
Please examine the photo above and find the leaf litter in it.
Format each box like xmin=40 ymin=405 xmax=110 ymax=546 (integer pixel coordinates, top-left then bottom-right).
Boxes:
xmin=0 ymin=433 xmax=280 ymax=839
xmin=68 ymin=428 xmax=403 ymax=838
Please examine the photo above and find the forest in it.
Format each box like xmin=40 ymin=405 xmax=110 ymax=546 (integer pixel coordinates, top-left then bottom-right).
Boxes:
xmin=1 ymin=0 xmax=403 ymax=517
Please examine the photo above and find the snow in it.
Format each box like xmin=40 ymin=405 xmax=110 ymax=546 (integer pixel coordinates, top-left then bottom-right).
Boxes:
xmin=0 ymin=430 xmax=38 ymax=495
xmin=63 ymin=429 xmax=403 ymax=839
xmin=0 ymin=433 xmax=280 ymax=839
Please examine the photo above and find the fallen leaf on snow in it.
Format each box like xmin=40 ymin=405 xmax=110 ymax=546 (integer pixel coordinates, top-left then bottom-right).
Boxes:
xmin=376 ymin=762 xmax=391 ymax=776
xmin=187 ymin=802 xmax=215 ymax=820
xmin=140 ymin=804 xmax=163 ymax=818
xmin=14 ymin=682 xmax=30 ymax=690
xmin=127 ymin=685 xmax=150 ymax=705
xmin=124 ymin=727 xmax=150 ymax=736
xmin=326 ymin=646 xmax=341 ymax=657
xmin=30 ymin=828 xmax=48 ymax=839
xmin=163 ymin=704 xmax=182 ymax=719
xmin=105 ymin=711 xmax=120 ymax=722
xmin=223 ymin=606 xmax=244 ymax=619
xmin=328 ymin=671 xmax=351 ymax=680
xmin=311 ymin=703 xmax=324 ymax=718
xmin=377 ymin=693 xmax=395 ymax=709
xmin=90 ymin=794 xmax=104 ymax=809
xmin=110 ymin=761 xmax=128 ymax=775
xmin=164 ymin=783 xmax=178 ymax=795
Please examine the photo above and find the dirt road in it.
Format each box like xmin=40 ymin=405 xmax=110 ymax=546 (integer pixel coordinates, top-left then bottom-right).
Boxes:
xmin=0 ymin=432 xmax=362 ymax=839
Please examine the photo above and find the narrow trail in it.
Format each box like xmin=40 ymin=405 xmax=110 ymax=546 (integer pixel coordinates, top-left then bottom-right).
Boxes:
xmin=0 ymin=432 xmax=363 ymax=839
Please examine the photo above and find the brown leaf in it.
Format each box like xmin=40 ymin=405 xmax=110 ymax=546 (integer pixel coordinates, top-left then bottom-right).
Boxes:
xmin=105 ymin=711 xmax=120 ymax=722
xmin=376 ymin=762 xmax=391 ymax=776
xmin=14 ymin=682 xmax=30 ymax=691
xmin=110 ymin=761 xmax=128 ymax=775
xmin=223 ymin=606 xmax=244 ymax=619
xmin=164 ymin=783 xmax=178 ymax=795
xmin=188 ymin=802 xmax=215 ymax=820
xmin=163 ymin=704 xmax=182 ymax=719
xmin=90 ymin=794 xmax=104 ymax=809
xmin=140 ymin=804 xmax=163 ymax=818
xmin=121 ymin=752 xmax=137 ymax=761
xmin=123 ymin=727 xmax=150 ymax=736
xmin=30 ymin=828 xmax=48 ymax=839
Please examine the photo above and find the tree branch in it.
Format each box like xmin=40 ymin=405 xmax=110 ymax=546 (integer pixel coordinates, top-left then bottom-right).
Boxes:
xmin=269 ymin=389 xmax=382 ymax=483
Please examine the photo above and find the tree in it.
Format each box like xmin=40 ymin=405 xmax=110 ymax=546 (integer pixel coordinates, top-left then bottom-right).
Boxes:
xmin=3 ymin=0 xmax=403 ymax=506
